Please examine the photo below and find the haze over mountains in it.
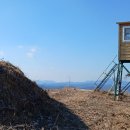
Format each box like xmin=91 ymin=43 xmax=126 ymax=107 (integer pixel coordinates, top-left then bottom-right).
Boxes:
xmin=36 ymin=80 xmax=130 ymax=92
xmin=36 ymin=80 xmax=95 ymax=89
xmin=36 ymin=80 xmax=115 ymax=90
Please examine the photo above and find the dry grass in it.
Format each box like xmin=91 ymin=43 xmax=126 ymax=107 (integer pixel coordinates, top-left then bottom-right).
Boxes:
xmin=48 ymin=88 xmax=130 ymax=130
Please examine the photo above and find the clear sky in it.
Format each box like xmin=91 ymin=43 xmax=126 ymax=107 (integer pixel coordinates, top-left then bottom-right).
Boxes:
xmin=0 ymin=0 xmax=130 ymax=82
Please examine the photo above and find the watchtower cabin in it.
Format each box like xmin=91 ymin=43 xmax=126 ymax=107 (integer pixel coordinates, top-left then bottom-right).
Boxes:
xmin=117 ymin=22 xmax=130 ymax=63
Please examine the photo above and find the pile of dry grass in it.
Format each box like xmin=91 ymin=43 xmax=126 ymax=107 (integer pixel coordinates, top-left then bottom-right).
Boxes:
xmin=0 ymin=61 xmax=58 ymax=129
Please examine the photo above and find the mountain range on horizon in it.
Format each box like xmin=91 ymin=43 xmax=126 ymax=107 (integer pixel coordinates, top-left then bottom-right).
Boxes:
xmin=36 ymin=80 xmax=96 ymax=89
xmin=36 ymin=80 xmax=116 ymax=90
xmin=36 ymin=80 xmax=130 ymax=92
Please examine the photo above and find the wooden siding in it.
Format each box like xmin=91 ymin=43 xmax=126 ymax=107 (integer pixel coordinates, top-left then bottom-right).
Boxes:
xmin=118 ymin=22 xmax=130 ymax=62
xmin=119 ymin=44 xmax=130 ymax=61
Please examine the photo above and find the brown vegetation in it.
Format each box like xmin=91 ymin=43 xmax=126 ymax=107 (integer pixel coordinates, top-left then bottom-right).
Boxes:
xmin=1 ymin=60 xmax=130 ymax=130
xmin=48 ymin=88 xmax=130 ymax=130
xmin=0 ymin=61 xmax=88 ymax=130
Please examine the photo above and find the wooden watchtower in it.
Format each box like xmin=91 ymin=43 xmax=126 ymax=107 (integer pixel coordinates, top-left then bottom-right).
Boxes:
xmin=115 ymin=22 xmax=130 ymax=99
xmin=95 ymin=22 xmax=130 ymax=100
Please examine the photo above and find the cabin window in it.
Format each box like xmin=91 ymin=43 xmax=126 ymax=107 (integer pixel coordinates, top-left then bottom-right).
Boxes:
xmin=123 ymin=26 xmax=130 ymax=42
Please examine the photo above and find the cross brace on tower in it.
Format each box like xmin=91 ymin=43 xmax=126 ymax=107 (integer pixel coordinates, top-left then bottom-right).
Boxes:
xmin=95 ymin=61 xmax=130 ymax=100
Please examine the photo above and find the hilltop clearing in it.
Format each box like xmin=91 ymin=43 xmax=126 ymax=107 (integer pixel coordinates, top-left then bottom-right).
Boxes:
xmin=48 ymin=88 xmax=130 ymax=130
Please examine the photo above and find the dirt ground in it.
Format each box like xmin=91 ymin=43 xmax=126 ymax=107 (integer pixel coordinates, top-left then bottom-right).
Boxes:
xmin=48 ymin=88 xmax=130 ymax=130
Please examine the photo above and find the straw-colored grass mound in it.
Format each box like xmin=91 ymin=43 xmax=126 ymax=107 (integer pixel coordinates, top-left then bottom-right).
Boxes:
xmin=0 ymin=61 xmax=55 ymax=129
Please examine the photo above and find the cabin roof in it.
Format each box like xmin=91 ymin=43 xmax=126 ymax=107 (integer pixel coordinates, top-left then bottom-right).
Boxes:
xmin=117 ymin=21 xmax=130 ymax=25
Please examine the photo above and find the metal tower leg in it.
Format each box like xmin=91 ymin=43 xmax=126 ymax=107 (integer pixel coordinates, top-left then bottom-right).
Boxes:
xmin=115 ymin=62 xmax=123 ymax=100
xmin=119 ymin=63 xmax=123 ymax=94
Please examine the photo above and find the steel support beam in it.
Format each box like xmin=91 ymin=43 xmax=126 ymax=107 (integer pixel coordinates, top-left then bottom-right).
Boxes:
xmin=114 ymin=62 xmax=123 ymax=100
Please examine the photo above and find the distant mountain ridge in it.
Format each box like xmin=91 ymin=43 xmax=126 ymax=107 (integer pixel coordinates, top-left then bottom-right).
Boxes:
xmin=36 ymin=80 xmax=130 ymax=92
xmin=36 ymin=80 xmax=97 ymax=89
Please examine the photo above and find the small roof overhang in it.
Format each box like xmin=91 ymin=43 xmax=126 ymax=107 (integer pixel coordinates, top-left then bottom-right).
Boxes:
xmin=117 ymin=21 xmax=130 ymax=25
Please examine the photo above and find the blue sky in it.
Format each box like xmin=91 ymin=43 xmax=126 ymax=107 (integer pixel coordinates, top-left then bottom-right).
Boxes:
xmin=0 ymin=0 xmax=130 ymax=82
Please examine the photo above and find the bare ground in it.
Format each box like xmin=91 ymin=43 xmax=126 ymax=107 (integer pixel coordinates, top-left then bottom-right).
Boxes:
xmin=48 ymin=88 xmax=130 ymax=130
